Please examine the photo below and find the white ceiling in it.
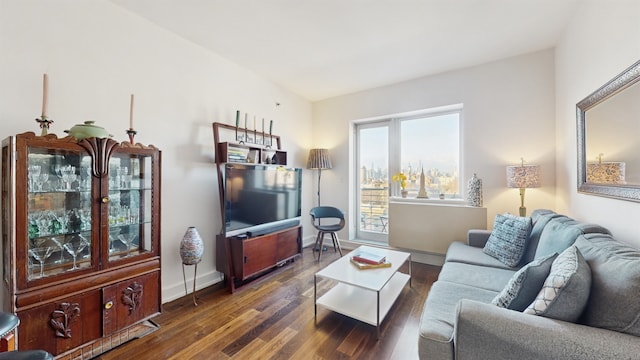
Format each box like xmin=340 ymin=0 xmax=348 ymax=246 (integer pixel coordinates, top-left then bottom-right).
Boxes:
xmin=110 ymin=0 xmax=581 ymax=101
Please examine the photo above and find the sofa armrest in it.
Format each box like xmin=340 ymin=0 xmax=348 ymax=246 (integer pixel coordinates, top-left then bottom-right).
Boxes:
xmin=454 ymin=299 xmax=640 ymax=360
xmin=466 ymin=229 xmax=491 ymax=248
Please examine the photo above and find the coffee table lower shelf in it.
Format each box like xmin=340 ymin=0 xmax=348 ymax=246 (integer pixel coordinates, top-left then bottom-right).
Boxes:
xmin=315 ymin=272 xmax=410 ymax=337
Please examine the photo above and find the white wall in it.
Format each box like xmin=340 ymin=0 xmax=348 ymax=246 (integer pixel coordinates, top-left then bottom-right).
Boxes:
xmin=555 ymin=0 xmax=640 ymax=247
xmin=313 ymin=50 xmax=557 ymax=239
xmin=0 ymin=0 xmax=314 ymax=303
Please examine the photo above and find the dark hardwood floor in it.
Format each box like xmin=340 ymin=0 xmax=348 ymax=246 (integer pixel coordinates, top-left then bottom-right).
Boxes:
xmin=95 ymin=246 xmax=441 ymax=360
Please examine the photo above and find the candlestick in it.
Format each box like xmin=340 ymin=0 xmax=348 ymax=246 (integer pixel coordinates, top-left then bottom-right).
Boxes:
xmin=129 ymin=94 xmax=134 ymax=129
xmin=35 ymin=116 xmax=54 ymax=136
xmin=269 ymin=120 xmax=273 ymax=147
xmin=261 ymin=118 xmax=265 ymax=145
xmin=42 ymin=73 xmax=48 ymax=118
xmin=36 ymin=73 xmax=53 ymax=136
xmin=244 ymin=113 xmax=248 ymax=141
xmin=126 ymin=128 xmax=137 ymax=144
xmin=235 ymin=110 xmax=240 ymax=141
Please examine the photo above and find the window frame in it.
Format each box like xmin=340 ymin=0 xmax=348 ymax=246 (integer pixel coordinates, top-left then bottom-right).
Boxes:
xmin=352 ymin=104 xmax=464 ymax=243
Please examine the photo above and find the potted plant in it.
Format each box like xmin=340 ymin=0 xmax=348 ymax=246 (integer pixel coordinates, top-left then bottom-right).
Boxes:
xmin=392 ymin=172 xmax=408 ymax=198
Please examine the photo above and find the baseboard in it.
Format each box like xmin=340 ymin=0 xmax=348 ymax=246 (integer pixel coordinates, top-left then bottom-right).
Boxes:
xmin=162 ymin=269 xmax=224 ymax=303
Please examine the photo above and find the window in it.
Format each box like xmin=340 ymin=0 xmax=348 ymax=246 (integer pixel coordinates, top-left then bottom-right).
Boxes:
xmin=354 ymin=105 xmax=462 ymax=243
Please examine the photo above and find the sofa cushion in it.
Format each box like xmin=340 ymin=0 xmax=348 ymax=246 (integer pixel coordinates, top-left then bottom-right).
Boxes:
xmin=534 ymin=217 xmax=610 ymax=260
xmin=445 ymin=242 xmax=516 ymax=270
xmin=483 ymin=213 xmax=532 ymax=267
xmin=438 ymin=262 xmax=516 ymax=292
xmin=533 ymin=217 xmax=581 ymax=259
xmin=575 ymin=233 xmax=640 ymax=336
xmin=520 ymin=210 xmax=562 ymax=264
xmin=524 ymin=246 xmax=591 ymax=322
xmin=418 ymin=281 xmax=498 ymax=360
xmin=491 ymin=252 xmax=558 ymax=311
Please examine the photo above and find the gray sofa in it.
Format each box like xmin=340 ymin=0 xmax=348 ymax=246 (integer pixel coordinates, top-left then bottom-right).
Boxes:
xmin=418 ymin=209 xmax=640 ymax=360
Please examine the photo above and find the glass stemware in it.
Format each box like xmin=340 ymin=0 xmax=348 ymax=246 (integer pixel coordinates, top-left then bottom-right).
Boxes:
xmin=28 ymin=164 xmax=41 ymax=191
xmin=109 ymin=227 xmax=121 ymax=254
xmin=118 ymin=233 xmax=137 ymax=253
xmin=49 ymin=236 xmax=65 ymax=263
xmin=63 ymin=234 xmax=89 ymax=270
xmin=35 ymin=173 xmax=49 ymax=191
xmin=29 ymin=246 xmax=54 ymax=278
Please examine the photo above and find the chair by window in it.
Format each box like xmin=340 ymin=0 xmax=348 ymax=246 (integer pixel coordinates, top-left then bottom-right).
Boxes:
xmin=309 ymin=206 xmax=345 ymax=261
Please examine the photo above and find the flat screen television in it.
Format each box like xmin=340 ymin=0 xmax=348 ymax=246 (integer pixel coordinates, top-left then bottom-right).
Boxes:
xmin=223 ymin=163 xmax=302 ymax=237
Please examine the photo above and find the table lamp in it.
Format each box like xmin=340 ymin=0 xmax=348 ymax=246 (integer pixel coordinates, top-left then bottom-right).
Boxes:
xmin=506 ymin=158 xmax=541 ymax=217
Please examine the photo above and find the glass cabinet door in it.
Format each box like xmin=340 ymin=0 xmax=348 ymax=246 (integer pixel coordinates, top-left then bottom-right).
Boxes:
xmin=107 ymin=152 xmax=154 ymax=262
xmin=26 ymin=148 xmax=93 ymax=280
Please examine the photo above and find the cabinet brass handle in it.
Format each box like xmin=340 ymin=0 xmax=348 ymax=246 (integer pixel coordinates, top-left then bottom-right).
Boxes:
xmin=101 ymin=197 xmax=110 ymax=204
xmin=104 ymin=301 xmax=113 ymax=310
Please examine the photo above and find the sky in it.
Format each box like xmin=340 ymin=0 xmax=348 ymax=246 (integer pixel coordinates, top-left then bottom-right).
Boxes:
xmin=360 ymin=113 xmax=459 ymax=177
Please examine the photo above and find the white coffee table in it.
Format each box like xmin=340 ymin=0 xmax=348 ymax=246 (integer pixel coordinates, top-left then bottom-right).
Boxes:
xmin=314 ymin=245 xmax=411 ymax=339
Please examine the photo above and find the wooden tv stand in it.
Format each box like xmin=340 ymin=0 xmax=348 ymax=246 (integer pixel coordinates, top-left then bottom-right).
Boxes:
xmin=215 ymin=225 xmax=302 ymax=292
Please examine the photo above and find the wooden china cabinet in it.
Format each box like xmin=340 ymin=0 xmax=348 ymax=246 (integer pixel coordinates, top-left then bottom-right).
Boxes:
xmin=1 ymin=132 xmax=161 ymax=359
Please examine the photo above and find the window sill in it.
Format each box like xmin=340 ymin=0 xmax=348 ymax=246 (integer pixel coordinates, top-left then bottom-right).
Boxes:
xmin=389 ymin=197 xmax=473 ymax=207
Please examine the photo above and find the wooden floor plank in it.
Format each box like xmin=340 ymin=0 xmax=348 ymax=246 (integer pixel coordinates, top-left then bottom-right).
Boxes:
xmin=95 ymin=247 xmax=440 ymax=360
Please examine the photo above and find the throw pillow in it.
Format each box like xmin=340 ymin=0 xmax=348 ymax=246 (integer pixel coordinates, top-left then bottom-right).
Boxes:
xmin=491 ymin=253 xmax=558 ymax=311
xmin=524 ymin=246 xmax=591 ymax=322
xmin=575 ymin=233 xmax=640 ymax=336
xmin=483 ymin=213 xmax=532 ymax=267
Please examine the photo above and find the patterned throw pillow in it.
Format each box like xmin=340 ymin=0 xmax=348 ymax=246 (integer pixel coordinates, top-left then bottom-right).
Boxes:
xmin=492 ymin=253 xmax=558 ymax=311
xmin=483 ymin=213 xmax=532 ymax=267
xmin=524 ymin=246 xmax=591 ymax=322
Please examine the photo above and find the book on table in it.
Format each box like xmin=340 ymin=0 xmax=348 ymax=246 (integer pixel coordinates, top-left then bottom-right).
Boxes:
xmin=351 ymin=250 xmax=386 ymax=265
xmin=350 ymin=257 xmax=392 ymax=270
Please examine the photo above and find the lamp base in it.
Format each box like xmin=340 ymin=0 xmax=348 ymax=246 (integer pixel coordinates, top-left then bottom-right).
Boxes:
xmin=519 ymin=206 xmax=527 ymax=217
xmin=518 ymin=188 xmax=527 ymax=217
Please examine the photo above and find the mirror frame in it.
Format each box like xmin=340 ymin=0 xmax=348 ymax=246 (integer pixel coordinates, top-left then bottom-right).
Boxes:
xmin=577 ymin=59 xmax=640 ymax=201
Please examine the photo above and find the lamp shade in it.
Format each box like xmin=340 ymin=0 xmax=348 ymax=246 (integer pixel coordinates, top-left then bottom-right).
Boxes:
xmin=587 ymin=162 xmax=626 ymax=184
xmin=506 ymin=164 xmax=541 ymax=188
xmin=307 ymin=148 xmax=332 ymax=170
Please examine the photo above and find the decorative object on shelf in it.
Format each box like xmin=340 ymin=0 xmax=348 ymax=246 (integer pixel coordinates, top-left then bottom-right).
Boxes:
xmin=126 ymin=94 xmax=137 ymax=143
xmin=506 ymin=158 xmax=541 ymax=216
xmin=467 ymin=173 xmax=483 ymax=207
xmin=64 ymin=121 xmax=113 ymax=141
xmin=244 ymin=113 xmax=248 ymax=144
xmin=268 ymin=119 xmax=273 ymax=148
xmin=180 ymin=226 xmax=203 ymax=306
xmin=307 ymin=148 xmax=332 ymax=207
xmin=417 ymin=169 xmax=428 ymax=198
xmin=235 ymin=110 xmax=240 ymax=142
xmin=35 ymin=73 xmax=54 ymax=136
xmin=392 ymin=172 xmax=408 ymax=198
xmin=586 ymin=153 xmax=625 ymax=184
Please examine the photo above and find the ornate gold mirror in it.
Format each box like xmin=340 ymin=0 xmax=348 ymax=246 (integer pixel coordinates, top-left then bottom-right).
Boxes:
xmin=577 ymin=60 xmax=640 ymax=201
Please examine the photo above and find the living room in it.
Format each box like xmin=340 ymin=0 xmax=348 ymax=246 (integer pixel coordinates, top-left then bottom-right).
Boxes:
xmin=1 ymin=0 xmax=639 ymax=358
